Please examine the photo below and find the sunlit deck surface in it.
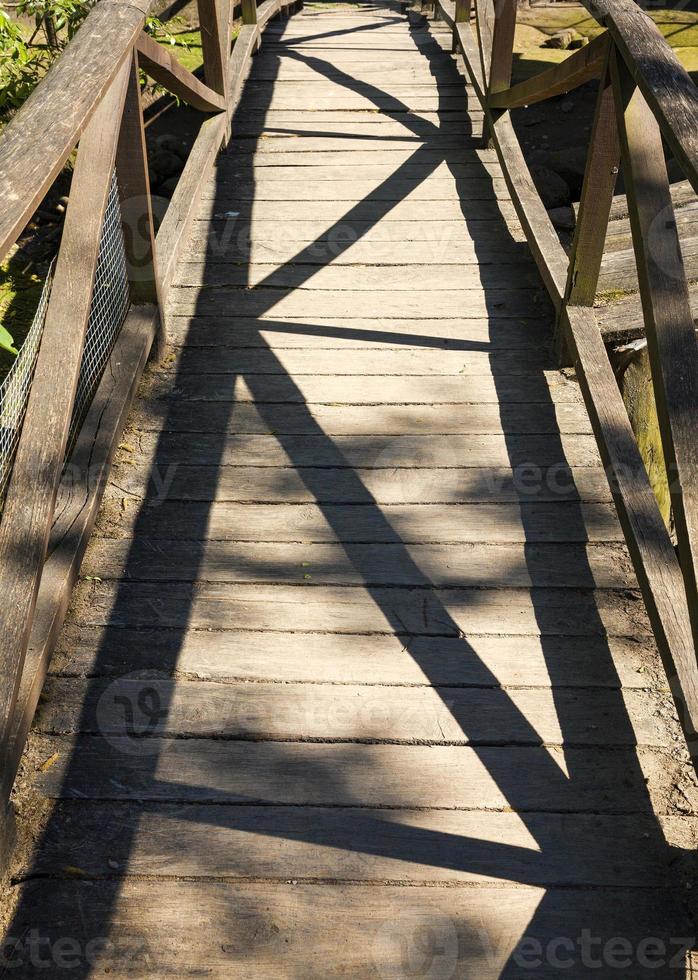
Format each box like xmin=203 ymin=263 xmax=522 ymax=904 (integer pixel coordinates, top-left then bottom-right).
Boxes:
xmin=6 ymin=2 xmax=698 ymax=976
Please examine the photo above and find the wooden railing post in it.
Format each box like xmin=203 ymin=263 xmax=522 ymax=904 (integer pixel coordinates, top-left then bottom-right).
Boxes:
xmin=557 ymin=39 xmax=618 ymax=362
xmin=611 ymin=52 xmax=698 ymax=659
xmin=483 ymin=0 xmax=516 ymax=145
xmin=488 ymin=0 xmax=517 ymax=95
xmin=241 ymin=0 xmax=257 ymax=23
xmin=0 ymin=58 xmax=131 ymax=856
xmin=452 ymin=0 xmax=471 ymax=52
xmin=199 ymin=0 xmax=233 ymax=138
xmin=115 ymin=49 xmax=165 ymax=354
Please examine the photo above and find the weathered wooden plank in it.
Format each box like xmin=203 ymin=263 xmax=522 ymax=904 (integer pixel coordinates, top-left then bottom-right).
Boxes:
xmin=10 ymin=878 xmax=692 ymax=979
xmin=69 ymin=581 xmax=647 ymax=636
xmin=36 ymin=677 xmax=664 ymax=745
xmin=98 ymin=500 xmax=617 ymax=545
xmin=31 ymin=803 xmax=680 ymax=885
xmin=133 ymin=431 xmax=601 ymax=468
xmin=202 ymin=176 xmax=506 ymax=200
xmin=215 ymin=157 xmax=501 ymax=179
xmin=83 ymin=538 xmax=632 ymax=589
xmin=51 ymin=624 xmax=651 ymax=688
xmin=596 ymin=284 xmax=698 ymax=345
xmin=258 ymin=36 xmax=451 ymax=49
xmin=182 ymin=236 xmax=529 ymax=264
xmin=110 ymin=459 xmax=613 ymax=505
xmin=191 ymin=216 xmax=526 ymax=245
xmin=33 ymin=736 xmax=666 ymax=809
xmin=131 ymin=400 xmax=590 ymax=437
xmin=164 ymin=316 xmax=550 ymax=350
xmin=168 ymin=287 xmax=547 ymax=319
xmin=162 ymin=345 xmax=550 ymax=373
xmin=248 ymin=63 xmax=463 ymax=80
xmin=175 ymin=262 xmax=538 ymax=290
xmin=226 ymin=134 xmax=487 ymax=152
xmin=0 ymin=61 xmax=131 ymax=773
xmin=599 ymin=235 xmax=698 ymax=295
xmin=197 ymin=197 xmax=514 ymax=221
xmin=240 ymin=93 xmax=468 ymax=112
xmin=232 ymin=108 xmax=478 ymax=130
xmin=605 ymin=178 xmax=696 ymax=225
xmin=225 ymin=147 xmax=499 ymax=165
xmin=143 ymin=371 xmax=582 ymax=406
xmin=240 ymin=79 xmax=471 ymax=96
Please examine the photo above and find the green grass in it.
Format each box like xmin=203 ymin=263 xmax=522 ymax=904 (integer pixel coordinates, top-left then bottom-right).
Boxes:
xmin=158 ymin=28 xmax=204 ymax=72
xmin=516 ymin=6 xmax=698 ymax=77
xmin=155 ymin=25 xmax=242 ymax=74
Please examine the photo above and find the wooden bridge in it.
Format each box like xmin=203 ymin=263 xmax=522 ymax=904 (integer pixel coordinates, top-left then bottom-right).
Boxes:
xmin=1 ymin=0 xmax=698 ymax=974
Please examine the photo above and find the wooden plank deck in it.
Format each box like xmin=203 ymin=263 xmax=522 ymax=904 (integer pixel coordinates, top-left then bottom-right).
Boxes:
xmin=5 ymin=1 xmax=698 ymax=976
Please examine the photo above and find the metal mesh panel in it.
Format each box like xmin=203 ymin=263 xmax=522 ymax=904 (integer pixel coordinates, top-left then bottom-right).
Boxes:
xmin=68 ymin=171 xmax=131 ymax=451
xmin=0 ymin=171 xmax=131 ymax=504
xmin=0 ymin=267 xmax=52 ymax=501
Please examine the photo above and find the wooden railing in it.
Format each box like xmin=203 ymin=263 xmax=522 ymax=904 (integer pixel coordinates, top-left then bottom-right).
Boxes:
xmin=438 ymin=0 xmax=698 ymax=760
xmin=0 ymin=0 xmax=301 ymax=864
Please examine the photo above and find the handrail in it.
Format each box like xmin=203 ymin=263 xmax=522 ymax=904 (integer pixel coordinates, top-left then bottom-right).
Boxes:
xmin=580 ymin=0 xmax=698 ymax=194
xmin=488 ymin=31 xmax=608 ymax=109
xmin=0 ymin=0 xmax=153 ymax=262
xmin=444 ymin=0 xmax=698 ymax=761
xmin=0 ymin=0 xmax=302 ymax=863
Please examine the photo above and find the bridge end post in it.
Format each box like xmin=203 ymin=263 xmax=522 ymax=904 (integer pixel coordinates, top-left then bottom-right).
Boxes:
xmin=198 ymin=0 xmax=234 ymax=142
xmin=452 ymin=0 xmax=470 ymax=52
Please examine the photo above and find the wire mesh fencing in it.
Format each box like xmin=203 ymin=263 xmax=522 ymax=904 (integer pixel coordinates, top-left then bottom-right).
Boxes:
xmin=0 ymin=171 xmax=131 ymax=505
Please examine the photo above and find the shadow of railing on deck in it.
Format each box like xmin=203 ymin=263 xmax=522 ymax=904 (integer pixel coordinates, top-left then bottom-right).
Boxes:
xmin=4 ymin=5 xmax=694 ymax=977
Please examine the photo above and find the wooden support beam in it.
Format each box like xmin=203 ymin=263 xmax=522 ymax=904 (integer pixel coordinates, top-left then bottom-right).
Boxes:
xmin=136 ymin=31 xmax=226 ymax=112
xmin=0 ymin=60 xmax=131 ymax=822
xmin=612 ymin=54 xmax=698 ymax=659
xmin=488 ymin=32 xmax=608 ymax=109
xmin=115 ymin=51 xmax=164 ymax=350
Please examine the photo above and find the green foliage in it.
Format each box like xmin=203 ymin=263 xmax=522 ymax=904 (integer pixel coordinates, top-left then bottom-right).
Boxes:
xmin=0 ymin=0 xmax=179 ymax=116
xmin=0 ymin=325 xmax=17 ymax=357
xmin=0 ymin=257 xmax=44 ymax=374
xmin=19 ymin=0 xmax=94 ymax=43
xmin=0 ymin=6 xmax=47 ymax=111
